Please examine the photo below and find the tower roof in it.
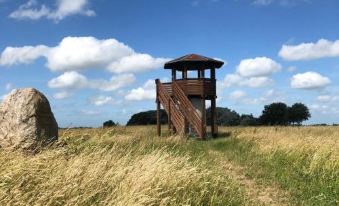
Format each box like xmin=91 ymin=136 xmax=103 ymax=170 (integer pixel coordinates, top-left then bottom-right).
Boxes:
xmin=164 ymin=54 xmax=224 ymax=70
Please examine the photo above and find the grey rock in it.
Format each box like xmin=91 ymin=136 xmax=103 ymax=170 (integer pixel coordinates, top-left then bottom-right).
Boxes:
xmin=0 ymin=88 xmax=58 ymax=150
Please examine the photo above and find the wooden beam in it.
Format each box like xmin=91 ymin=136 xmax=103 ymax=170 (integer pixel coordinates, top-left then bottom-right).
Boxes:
xmin=211 ymin=97 xmax=217 ymax=138
xmin=172 ymin=69 xmax=176 ymax=81
xmin=155 ymin=79 xmax=161 ymax=137
xmin=157 ymin=99 xmax=161 ymax=137
xmin=200 ymin=69 xmax=205 ymax=78
xmin=201 ymin=98 xmax=206 ymax=139
xmin=211 ymin=68 xmax=215 ymax=80
xmin=183 ymin=68 xmax=188 ymax=79
xmin=168 ymin=98 xmax=172 ymax=134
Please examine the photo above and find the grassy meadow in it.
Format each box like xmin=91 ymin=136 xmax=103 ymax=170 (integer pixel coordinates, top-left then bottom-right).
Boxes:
xmin=0 ymin=126 xmax=338 ymax=205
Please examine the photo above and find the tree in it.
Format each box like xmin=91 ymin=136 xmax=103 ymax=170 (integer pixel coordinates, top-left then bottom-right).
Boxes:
xmin=127 ymin=110 xmax=168 ymax=125
xmin=288 ymin=103 xmax=311 ymax=125
xmin=260 ymin=102 xmax=288 ymax=125
xmin=103 ymin=120 xmax=116 ymax=127
xmin=240 ymin=114 xmax=259 ymax=126
xmin=206 ymin=107 xmax=241 ymax=126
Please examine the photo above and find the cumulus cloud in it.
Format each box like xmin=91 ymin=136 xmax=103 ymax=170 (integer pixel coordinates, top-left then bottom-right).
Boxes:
xmin=236 ymin=57 xmax=281 ymax=77
xmin=46 ymin=37 xmax=133 ymax=72
xmin=0 ymin=36 xmax=168 ymax=74
xmin=220 ymin=57 xmax=279 ymax=89
xmin=48 ymin=71 xmax=88 ymax=90
xmin=89 ymin=74 xmax=136 ymax=91
xmin=0 ymin=45 xmax=49 ymax=66
xmin=229 ymin=90 xmax=246 ymax=100
xmin=89 ymin=96 xmax=114 ymax=106
xmin=108 ymin=53 xmax=170 ymax=74
xmin=53 ymin=91 xmax=73 ymax=99
xmin=125 ymin=80 xmax=156 ymax=101
xmin=48 ymin=71 xmax=135 ymax=96
xmin=9 ymin=0 xmax=95 ymax=21
xmin=242 ymin=89 xmax=286 ymax=105
xmin=221 ymin=74 xmax=273 ymax=88
xmin=291 ymin=72 xmax=330 ymax=89
xmin=279 ymin=39 xmax=339 ymax=61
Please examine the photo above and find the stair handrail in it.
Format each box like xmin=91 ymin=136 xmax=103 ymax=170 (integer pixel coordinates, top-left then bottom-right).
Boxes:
xmin=172 ymin=81 xmax=204 ymax=138
xmin=156 ymin=80 xmax=185 ymax=135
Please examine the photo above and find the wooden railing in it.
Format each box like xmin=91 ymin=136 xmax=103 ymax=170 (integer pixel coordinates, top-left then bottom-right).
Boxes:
xmin=172 ymin=81 xmax=205 ymax=138
xmin=157 ymin=81 xmax=185 ymax=135
xmin=175 ymin=78 xmax=215 ymax=97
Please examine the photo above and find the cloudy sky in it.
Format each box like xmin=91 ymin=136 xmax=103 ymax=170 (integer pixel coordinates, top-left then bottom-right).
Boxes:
xmin=1 ymin=0 xmax=339 ymax=126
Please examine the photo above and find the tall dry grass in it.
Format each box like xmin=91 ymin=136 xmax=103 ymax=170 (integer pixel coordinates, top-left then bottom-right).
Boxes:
xmin=220 ymin=126 xmax=339 ymax=172
xmin=0 ymin=126 xmax=246 ymax=206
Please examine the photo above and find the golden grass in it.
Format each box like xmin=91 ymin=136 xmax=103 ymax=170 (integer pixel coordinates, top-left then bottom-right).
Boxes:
xmin=220 ymin=126 xmax=339 ymax=173
xmin=0 ymin=126 xmax=244 ymax=206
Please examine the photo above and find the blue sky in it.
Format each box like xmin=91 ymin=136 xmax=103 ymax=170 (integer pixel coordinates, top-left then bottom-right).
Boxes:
xmin=1 ymin=0 xmax=339 ymax=127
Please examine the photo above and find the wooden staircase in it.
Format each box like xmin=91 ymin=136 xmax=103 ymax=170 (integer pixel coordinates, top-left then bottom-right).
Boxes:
xmin=156 ymin=79 xmax=206 ymax=139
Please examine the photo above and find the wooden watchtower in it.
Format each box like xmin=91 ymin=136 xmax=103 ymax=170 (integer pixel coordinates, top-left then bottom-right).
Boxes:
xmin=155 ymin=54 xmax=224 ymax=139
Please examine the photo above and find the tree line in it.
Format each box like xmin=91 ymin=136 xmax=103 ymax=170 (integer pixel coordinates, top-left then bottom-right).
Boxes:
xmin=103 ymin=102 xmax=311 ymax=127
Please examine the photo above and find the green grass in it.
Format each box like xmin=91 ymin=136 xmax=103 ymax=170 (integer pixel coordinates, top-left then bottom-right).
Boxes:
xmin=208 ymin=137 xmax=339 ymax=206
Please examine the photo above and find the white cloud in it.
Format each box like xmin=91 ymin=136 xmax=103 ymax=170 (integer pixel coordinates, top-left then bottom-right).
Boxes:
xmin=279 ymin=39 xmax=339 ymax=61
xmin=46 ymin=37 xmax=133 ymax=72
xmin=9 ymin=0 xmax=95 ymax=21
xmin=48 ymin=71 xmax=135 ymax=92
xmin=53 ymin=91 xmax=73 ymax=99
xmin=48 ymin=71 xmax=88 ymax=90
xmin=108 ymin=53 xmax=170 ymax=74
xmin=89 ymin=74 xmax=135 ymax=91
xmin=242 ymin=89 xmax=286 ymax=105
xmin=317 ymin=95 xmax=332 ymax=102
xmin=221 ymin=74 xmax=273 ymax=88
xmin=0 ymin=36 xmax=168 ymax=74
xmin=291 ymin=72 xmax=330 ymax=89
xmin=236 ymin=57 xmax=281 ymax=77
xmin=229 ymin=90 xmax=246 ymax=100
xmin=0 ymin=45 xmax=48 ymax=66
xmin=89 ymin=96 xmax=114 ymax=106
xmin=125 ymin=80 xmax=156 ymax=101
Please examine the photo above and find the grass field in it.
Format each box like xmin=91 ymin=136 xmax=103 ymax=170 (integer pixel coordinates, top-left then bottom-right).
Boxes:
xmin=0 ymin=126 xmax=338 ymax=205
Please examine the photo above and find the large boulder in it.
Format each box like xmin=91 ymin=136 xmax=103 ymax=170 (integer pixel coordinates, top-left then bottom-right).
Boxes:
xmin=0 ymin=88 xmax=58 ymax=150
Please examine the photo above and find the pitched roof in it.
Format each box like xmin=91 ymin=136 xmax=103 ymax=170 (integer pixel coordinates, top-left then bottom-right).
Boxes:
xmin=164 ymin=54 xmax=224 ymax=70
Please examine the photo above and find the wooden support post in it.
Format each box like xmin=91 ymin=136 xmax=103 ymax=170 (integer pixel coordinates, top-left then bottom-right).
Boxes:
xmin=211 ymin=68 xmax=217 ymax=137
xmin=201 ymin=97 xmax=206 ymax=139
xmin=157 ymin=100 xmax=161 ymax=137
xmin=183 ymin=68 xmax=188 ymax=79
xmin=168 ymin=98 xmax=172 ymax=134
xmin=155 ymin=79 xmax=161 ymax=137
xmin=211 ymin=68 xmax=215 ymax=79
xmin=211 ymin=97 xmax=217 ymax=138
xmin=172 ymin=69 xmax=176 ymax=81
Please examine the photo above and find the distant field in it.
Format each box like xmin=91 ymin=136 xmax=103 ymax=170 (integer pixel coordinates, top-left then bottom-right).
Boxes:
xmin=0 ymin=126 xmax=338 ymax=205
